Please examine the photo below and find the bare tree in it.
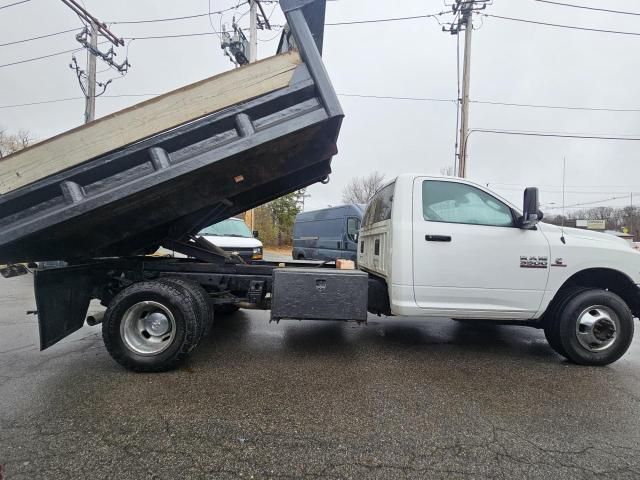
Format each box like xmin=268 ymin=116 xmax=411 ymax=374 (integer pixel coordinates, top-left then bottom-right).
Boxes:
xmin=0 ymin=129 xmax=33 ymax=159
xmin=342 ymin=171 xmax=385 ymax=204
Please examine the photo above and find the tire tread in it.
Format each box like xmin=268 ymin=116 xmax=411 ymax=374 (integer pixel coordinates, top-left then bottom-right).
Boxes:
xmin=102 ymin=281 xmax=200 ymax=372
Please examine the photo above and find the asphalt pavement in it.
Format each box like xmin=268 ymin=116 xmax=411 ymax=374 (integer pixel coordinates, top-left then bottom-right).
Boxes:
xmin=1 ymin=272 xmax=639 ymax=479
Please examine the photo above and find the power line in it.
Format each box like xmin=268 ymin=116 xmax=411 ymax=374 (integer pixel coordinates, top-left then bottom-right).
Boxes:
xmin=0 ymin=39 xmax=111 ymax=68
xmin=326 ymin=11 xmax=447 ymax=26
xmin=469 ymin=128 xmax=640 ymax=141
xmin=534 ymin=0 xmax=640 ymax=17
xmin=0 ymin=28 xmax=79 ymax=47
xmin=483 ymin=13 xmax=640 ymax=37
xmin=338 ymin=93 xmax=640 ymax=113
xmin=107 ymin=5 xmax=243 ymax=25
xmin=5 ymin=92 xmax=640 ymax=116
xmin=125 ymin=31 xmax=223 ymax=41
xmin=0 ymin=6 xmax=242 ymax=48
xmin=471 ymin=100 xmax=640 ymax=113
xmin=111 ymin=12 xmax=211 ymax=25
xmin=0 ymin=93 xmax=454 ymax=109
xmin=338 ymin=93 xmax=456 ymax=103
xmin=492 ymin=185 xmax=638 ymax=195
xmin=545 ymin=194 xmax=633 ymax=209
xmin=0 ymin=30 xmax=230 ymax=68
xmin=0 ymin=12 xmax=448 ymax=66
xmin=0 ymin=47 xmax=79 ymax=68
xmin=61 ymin=0 xmax=123 ymax=46
xmin=488 ymin=181 xmax=640 ymax=189
xmin=0 ymin=0 xmax=29 ymax=10
xmin=0 ymin=93 xmax=159 ymax=109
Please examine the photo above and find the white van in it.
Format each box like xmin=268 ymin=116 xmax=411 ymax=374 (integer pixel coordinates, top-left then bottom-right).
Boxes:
xmin=198 ymin=218 xmax=263 ymax=262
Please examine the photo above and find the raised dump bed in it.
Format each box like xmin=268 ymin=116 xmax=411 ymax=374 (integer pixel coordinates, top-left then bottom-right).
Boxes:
xmin=0 ymin=0 xmax=341 ymax=264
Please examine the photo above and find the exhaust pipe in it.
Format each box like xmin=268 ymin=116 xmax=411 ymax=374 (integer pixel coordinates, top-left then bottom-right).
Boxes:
xmin=86 ymin=311 xmax=105 ymax=326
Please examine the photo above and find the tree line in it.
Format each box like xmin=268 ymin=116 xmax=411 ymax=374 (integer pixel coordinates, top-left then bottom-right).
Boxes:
xmin=545 ymin=206 xmax=639 ymax=240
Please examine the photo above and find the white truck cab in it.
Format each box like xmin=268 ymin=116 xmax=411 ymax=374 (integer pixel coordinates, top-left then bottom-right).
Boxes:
xmin=359 ymin=174 xmax=640 ymax=366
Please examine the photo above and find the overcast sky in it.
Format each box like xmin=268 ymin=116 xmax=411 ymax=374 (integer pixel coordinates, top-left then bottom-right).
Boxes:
xmin=1 ymin=0 xmax=639 ymax=214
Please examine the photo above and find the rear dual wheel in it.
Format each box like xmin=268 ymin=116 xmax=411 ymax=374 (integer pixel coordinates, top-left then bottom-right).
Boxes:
xmin=102 ymin=279 xmax=211 ymax=372
xmin=544 ymin=288 xmax=634 ymax=366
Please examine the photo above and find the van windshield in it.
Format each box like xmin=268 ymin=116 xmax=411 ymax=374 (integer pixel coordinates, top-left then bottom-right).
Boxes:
xmin=199 ymin=219 xmax=252 ymax=238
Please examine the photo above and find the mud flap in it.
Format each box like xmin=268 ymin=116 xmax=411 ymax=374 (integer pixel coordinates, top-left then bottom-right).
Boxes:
xmin=34 ymin=266 xmax=93 ymax=350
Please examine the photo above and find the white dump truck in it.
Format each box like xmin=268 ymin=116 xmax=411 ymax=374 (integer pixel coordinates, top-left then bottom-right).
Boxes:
xmin=1 ymin=0 xmax=636 ymax=372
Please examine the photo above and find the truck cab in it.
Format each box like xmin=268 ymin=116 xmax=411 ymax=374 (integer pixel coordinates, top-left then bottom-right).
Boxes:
xmin=359 ymin=174 xmax=640 ymax=365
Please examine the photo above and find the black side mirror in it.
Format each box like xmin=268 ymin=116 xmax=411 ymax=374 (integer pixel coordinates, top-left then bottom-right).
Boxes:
xmin=521 ymin=187 xmax=540 ymax=229
xmin=253 ymin=230 xmax=259 ymax=238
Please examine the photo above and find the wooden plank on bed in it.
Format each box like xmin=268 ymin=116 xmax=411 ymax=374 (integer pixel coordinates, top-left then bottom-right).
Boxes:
xmin=0 ymin=51 xmax=302 ymax=194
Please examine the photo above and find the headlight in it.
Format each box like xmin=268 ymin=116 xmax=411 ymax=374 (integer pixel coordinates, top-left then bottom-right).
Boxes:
xmin=251 ymin=247 xmax=263 ymax=260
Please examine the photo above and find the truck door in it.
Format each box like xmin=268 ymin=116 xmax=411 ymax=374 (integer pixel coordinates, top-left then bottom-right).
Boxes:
xmin=412 ymin=178 xmax=550 ymax=319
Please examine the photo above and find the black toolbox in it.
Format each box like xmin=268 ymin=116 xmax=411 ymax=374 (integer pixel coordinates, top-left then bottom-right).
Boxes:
xmin=271 ymin=267 xmax=368 ymax=321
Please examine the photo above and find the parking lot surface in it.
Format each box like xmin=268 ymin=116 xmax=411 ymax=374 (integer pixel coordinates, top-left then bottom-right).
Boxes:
xmin=1 ymin=273 xmax=639 ymax=479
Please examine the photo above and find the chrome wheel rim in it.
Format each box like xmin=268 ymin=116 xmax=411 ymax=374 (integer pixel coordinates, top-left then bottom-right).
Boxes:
xmin=120 ymin=301 xmax=176 ymax=355
xmin=575 ymin=305 xmax=619 ymax=352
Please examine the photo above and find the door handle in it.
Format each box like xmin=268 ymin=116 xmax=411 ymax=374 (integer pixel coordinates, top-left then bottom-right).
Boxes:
xmin=425 ymin=235 xmax=451 ymax=242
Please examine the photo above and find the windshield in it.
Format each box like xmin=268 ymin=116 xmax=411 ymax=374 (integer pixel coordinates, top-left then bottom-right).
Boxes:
xmin=199 ymin=219 xmax=252 ymax=238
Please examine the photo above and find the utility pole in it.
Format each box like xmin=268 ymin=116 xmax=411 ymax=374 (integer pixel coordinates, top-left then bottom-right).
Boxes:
xmin=85 ymin=21 xmax=97 ymax=124
xmin=245 ymin=0 xmax=270 ymax=230
xmin=61 ymin=0 xmax=128 ymax=124
xmin=458 ymin=9 xmax=473 ymax=178
xmin=221 ymin=0 xmax=270 ymax=67
xmin=249 ymin=0 xmax=258 ymax=63
xmin=219 ymin=0 xmax=271 ymax=229
xmin=247 ymin=0 xmax=257 ymax=229
xmin=444 ymin=0 xmax=492 ymax=178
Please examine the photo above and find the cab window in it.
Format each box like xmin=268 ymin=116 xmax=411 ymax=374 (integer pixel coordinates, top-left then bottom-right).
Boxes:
xmin=422 ymin=180 xmax=514 ymax=227
xmin=362 ymin=182 xmax=395 ymax=227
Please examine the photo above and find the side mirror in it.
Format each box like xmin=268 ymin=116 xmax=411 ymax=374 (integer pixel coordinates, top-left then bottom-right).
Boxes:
xmin=253 ymin=230 xmax=259 ymax=238
xmin=520 ymin=187 xmax=540 ymax=229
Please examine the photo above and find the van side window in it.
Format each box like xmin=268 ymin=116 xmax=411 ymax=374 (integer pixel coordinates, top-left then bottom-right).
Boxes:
xmin=362 ymin=182 xmax=395 ymax=227
xmin=347 ymin=217 xmax=360 ymax=241
xmin=422 ymin=180 xmax=514 ymax=227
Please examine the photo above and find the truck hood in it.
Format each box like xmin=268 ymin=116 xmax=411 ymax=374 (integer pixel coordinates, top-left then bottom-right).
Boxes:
xmin=539 ymin=223 xmax=633 ymax=250
xmin=199 ymin=235 xmax=262 ymax=250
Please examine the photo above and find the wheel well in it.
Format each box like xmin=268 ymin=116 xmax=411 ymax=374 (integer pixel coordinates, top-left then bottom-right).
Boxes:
xmin=549 ymin=268 xmax=640 ymax=318
xmin=367 ymin=273 xmax=391 ymax=316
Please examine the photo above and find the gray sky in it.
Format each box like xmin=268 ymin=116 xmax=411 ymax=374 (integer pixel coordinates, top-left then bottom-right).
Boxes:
xmin=1 ymin=0 xmax=639 ymax=214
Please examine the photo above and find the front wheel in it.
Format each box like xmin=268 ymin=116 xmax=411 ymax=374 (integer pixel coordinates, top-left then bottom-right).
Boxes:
xmin=548 ymin=289 xmax=634 ymax=366
xmin=102 ymin=281 xmax=202 ymax=372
